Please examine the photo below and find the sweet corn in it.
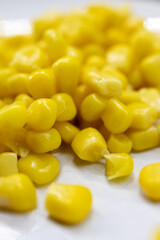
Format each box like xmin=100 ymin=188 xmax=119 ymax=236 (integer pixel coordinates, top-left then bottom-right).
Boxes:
xmin=10 ymin=45 xmax=48 ymax=73
xmin=117 ymin=90 xmax=141 ymax=104
xmin=0 ymin=68 xmax=15 ymax=98
xmin=98 ymin=124 xmax=111 ymax=141
xmin=102 ymin=98 xmax=133 ymax=134
xmin=54 ymin=121 xmax=79 ymax=144
xmin=45 ymin=183 xmax=92 ymax=224
xmin=139 ymin=163 xmax=160 ymax=201
xmin=107 ymin=133 xmax=132 ymax=154
xmin=0 ymin=153 xmax=18 ymax=176
xmin=80 ymin=93 xmax=106 ymax=122
xmin=28 ymin=68 xmax=57 ymax=99
xmin=128 ymin=126 xmax=159 ymax=151
xmin=26 ymin=128 xmax=61 ymax=153
xmin=44 ymin=29 xmax=67 ymax=62
xmin=128 ymin=66 xmax=144 ymax=89
xmin=27 ymin=98 xmax=57 ymax=131
xmin=85 ymin=55 xmax=105 ymax=69
xmin=82 ymin=43 xmax=104 ymax=58
xmin=52 ymin=93 xmax=77 ymax=121
xmin=0 ymin=102 xmax=27 ymax=130
xmin=105 ymin=153 xmax=134 ymax=180
xmin=84 ymin=70 xmax=123 ymax=96
xmin=128 ymin=102 xmax=158 ymax=130
xmin=15 ymin=94 xmax=33 ymax=107
xmin=106 ymin=44 xmax=133 ymax=74
xmin=0 ymin=173 xmax=36 ymax=212
xmin=18 ymin=153 xmax=59 ymax=185
xmin=66 ymin=46 xmax=83 ymax=62
xmin=71 ymin=127 xmax=108 ymax=162
xmin=53 ymin=56 xmax=80 ymax=94
xmin=7 ymin=73 xmax=29 ymax=96
xmin=141 ymin=53 xmax=160 ymax=88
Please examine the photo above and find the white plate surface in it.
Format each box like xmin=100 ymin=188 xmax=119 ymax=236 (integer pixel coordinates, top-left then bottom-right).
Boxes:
xmin=0 ymin=1 xmax=160 ymax=240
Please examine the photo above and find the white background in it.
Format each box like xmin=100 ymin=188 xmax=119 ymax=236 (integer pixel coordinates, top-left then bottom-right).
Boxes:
xmin=0 ymin=1 xmax=160 ymax=240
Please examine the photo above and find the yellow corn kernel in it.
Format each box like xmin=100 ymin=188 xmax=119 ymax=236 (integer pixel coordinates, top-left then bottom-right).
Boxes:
xmin=54 ymin=121 xmax=79 ymax=144
xmin=0 ymin=102 xmax=27 ymax=130
xmin=131 ymin=30 xmax=159 ymax=59
xmin=106 ymin=44 xmax=133 ymax=74
xmin=45 ymin=183 xmax=92 ymax=224
xmin=3 ymin=97 xmax=13 ymax=106
xmin=105 ymin=153 xmax=134 ymax=180
xmin=28 ymin=68 xmax=57 ymax=99
xmin=53 ymin=56 xmax=80 ymax=94
xmin=139 ymin=163 xmax=160 ymax=201
xmin=101 ymin=65 xmax=128 ymax=90
xmin=15 ymin=94 xmax=33 ymax=107
xmin=82 ymin=43 xmax=104 ymax=59
xmin=52 ymin=93 xmax=77 ymax=121
xmin=18 ymin=153 xmax=59 ymax=185
xmin=140 ymin=53 xmax=160 ymax=88
xmin=80 ymin=93 xmax=106 ymax=122
xmin=26 ymin=128 xmax=61 ymax=153
xmin=102 ymin=98 xmax=133 ymax=134
xmin=107 ymin=133 xmax=132 ymax=154
xmin=128 ymin=126 xmax=159 ymax=151
xmin=85 ymin=55 xmax=105 ymax=69
xmin=0 ymin=153 xmax=18 ymax=176
xmin=128 ymin=66 xmax=144 ymax=89
xmin=84 ymin=70 xmax=122 ymax=96
xmin=73 ymin=84 xmax=92 ymax=110
xmin=0 ymin=173 xmax=36 ymax=212
xmin=27 ymin=98 xmax=57 ymax=131
xmin=128 ymin=102 xmax=157 ymax=130
xmin=0 ymin=68 xmax=15 ymax=98
xmin=117 ymin=90 xmax=141 ymax=104
xmin=139 ymin=88 xmax=160 ymax=116
xmin=66 ymin=46 xmax=83 ymax=63
xmin=10 ymin=45 xmax=48 ymax=73
xmin=1 ymin=129 xmax=29 ymax=158
xmin=44 ymin=29 xmax=67 ymax=62
xmin=105 ymin=28 xmax=127 ymax=47
xmin=71 ymin=127 xmax=108 ymax=162
xmin=7 ymin=73 xmax=29 ymax=96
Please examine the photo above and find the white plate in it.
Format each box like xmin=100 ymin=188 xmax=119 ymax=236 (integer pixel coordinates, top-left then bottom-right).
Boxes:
xmin=0 ymin=1 xmax=160 ymax=240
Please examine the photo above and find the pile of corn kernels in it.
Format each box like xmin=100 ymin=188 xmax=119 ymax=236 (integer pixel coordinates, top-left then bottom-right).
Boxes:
xmin=0 ymin=4 xmax=160 ymax=224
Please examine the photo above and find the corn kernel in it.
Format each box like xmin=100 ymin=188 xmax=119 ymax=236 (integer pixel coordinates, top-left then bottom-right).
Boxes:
xmin=0 ymin=153 xmax=18 ymax=176
xmin=105 ymin=153 xmax=134 ymax=180
xmin=139 ymin=163 xmax=160 ymax=201
xmin=53 ymin=56 xmax=80 ymax=94
xmin=128 ymin=102 xmax=158 ymax=130
xmin=54 ymin=121 xmax=79 ymax=144
xmin=84 ymin=70 xmax=122 ymax=96
xmin=0 ymin=173 xmax=36 ymax=212
xmin=85 ymin=55 xmax=105 ymax=69
xmin=105 ymin=28 xmax=127 ymax=47
xmin=106 ymin=44 xmax=133 ymax=74
xmin=128 ymin=126 xmax=159 ymax=151
xmin=102 ymin=98 xmax=133 ymax=134
xmin=10 ymin=45 xmax=48 ymax=73
xmin=15 ymin=94 xmax=33 ymax=107
xmin=107 ymin=133 xmax=132 ymax=153
xmin=45 ymin=183 xmax=92 ymax=224
xmin=128 ymin=66 xmax=144 ymax=89
xmin=18 ymin=153 xmax=59 ymax=185
xmin=0 ymin=102 xmax=27 ymax=130
xmin=26 ymin=128 xmax=61 ymax=153
xmin=117 ymin=90 xmax=141 ymax=104
xmin=98 ymin=124 xmax=111 ymax=141
xmin=141 ymin=53 xmax=160 ymax=88
xmin=44 ymin=29 xmax=67 ymax=62
xmin=27 ymin=98 xmax=57 ymax=131
xmin=66 ymin=46 xmax=83 ymax=62
xmin=0 ymin=68 xmax=15 ymax=98
xmin=52 ymin=93 xmax=77 ymax=121
xmin=71 ymin=127 xmax=108 ymax=162
xmin=82 ymin=43 xmax=104 ymax=59
xmin=28 ymin=68 xmax=57 ymax=99
xmin=80 ymin=93 xmax=106 ymax=122
xmin=7 ymin=73 xmax=29 ymax=96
